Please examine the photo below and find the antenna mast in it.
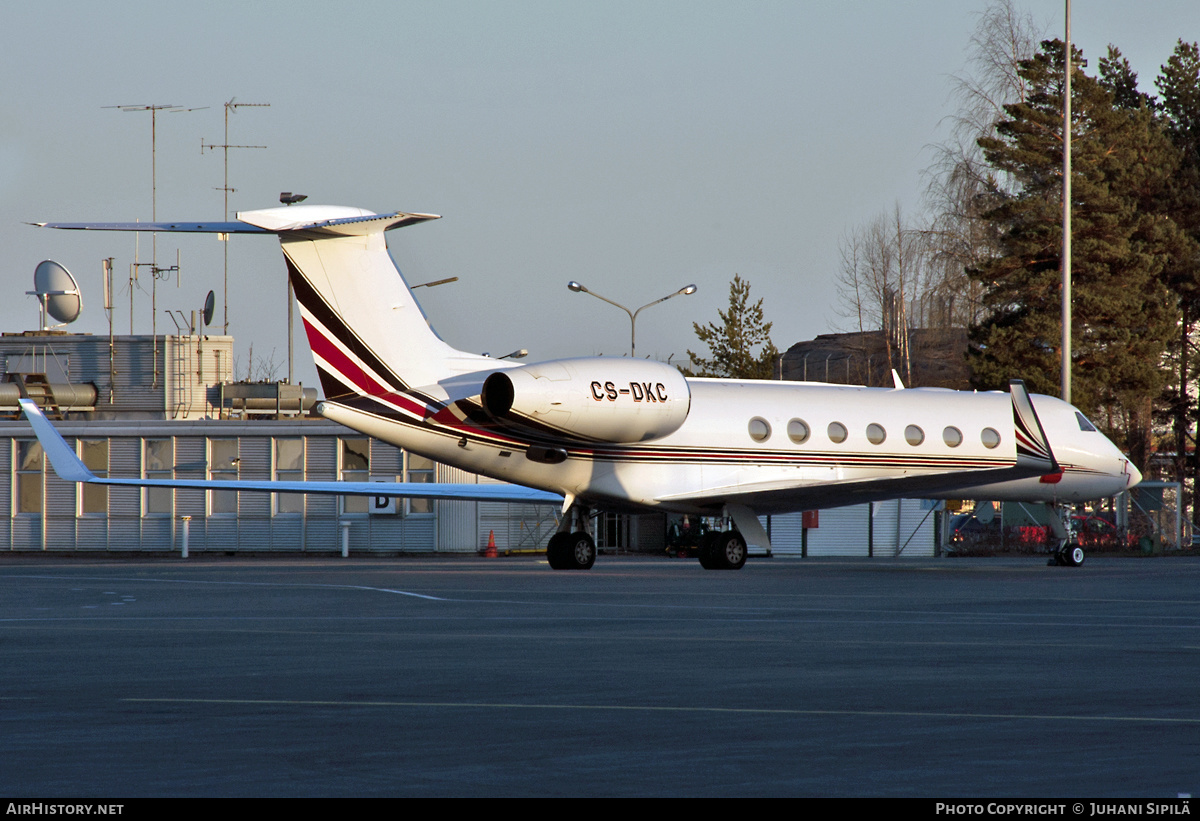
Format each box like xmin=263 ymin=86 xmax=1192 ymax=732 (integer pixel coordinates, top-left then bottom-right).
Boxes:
xmin=202 ymin=97 xmax=269 ymax=335
xmin=106 ymin=103 xmax=204 ymax=282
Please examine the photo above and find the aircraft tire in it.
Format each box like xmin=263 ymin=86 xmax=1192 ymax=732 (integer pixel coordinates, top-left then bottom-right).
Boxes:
xmin=713 ymin=531 xmax=747 ymax=570
xmin=564 ymin=532 xmax=596 ymax=570
xmin=1065 ymin=545 xmax=1085 ymax=567
xmin=546 ymin=533 xmax=570 ymax=569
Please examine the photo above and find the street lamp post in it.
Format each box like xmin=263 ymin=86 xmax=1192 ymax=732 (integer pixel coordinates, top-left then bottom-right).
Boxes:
xmin=567 ymin=281 xmax=697 ymax=357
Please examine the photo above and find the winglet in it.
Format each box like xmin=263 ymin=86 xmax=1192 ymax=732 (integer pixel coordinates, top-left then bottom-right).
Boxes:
xmin=18 ymin=399 xmax=96 ymax=483
xmin=1008 ymin=379 xmax=1060 ymax=473
xmin=891 ymin=369 xmax=905 ymax=389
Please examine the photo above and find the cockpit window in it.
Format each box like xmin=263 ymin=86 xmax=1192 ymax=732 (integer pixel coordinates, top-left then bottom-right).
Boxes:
xmin=1076 ymin=412 xmax=1097 ymax=432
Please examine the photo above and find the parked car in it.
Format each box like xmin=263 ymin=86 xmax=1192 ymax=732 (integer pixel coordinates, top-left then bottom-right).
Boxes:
xmin=951 ymin=510 xmax=1133 ymax=552
xmin=1071 ymin=514 xmax=1135 ymax=550
xmin=950 ymin=512 xmax=1001 ymax=545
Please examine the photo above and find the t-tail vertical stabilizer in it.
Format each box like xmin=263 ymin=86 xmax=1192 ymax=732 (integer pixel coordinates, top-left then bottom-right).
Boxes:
xmin=236 ymin=205 xmax=496 ymax=399
xmin=38 ymin=204 xmax=499 ymax=400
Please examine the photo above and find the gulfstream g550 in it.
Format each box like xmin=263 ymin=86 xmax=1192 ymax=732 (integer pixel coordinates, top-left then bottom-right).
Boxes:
xmin=28 ymin=204 xmax=1139 ymax=569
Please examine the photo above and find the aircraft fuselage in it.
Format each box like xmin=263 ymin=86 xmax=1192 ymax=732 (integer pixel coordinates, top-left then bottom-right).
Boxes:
xmin=318 ymin=375 xmax=1137 ymax=516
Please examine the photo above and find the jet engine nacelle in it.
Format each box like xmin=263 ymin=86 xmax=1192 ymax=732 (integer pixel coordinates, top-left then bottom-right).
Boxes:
xmin=481 ymin=357 xmax=691 ymax=443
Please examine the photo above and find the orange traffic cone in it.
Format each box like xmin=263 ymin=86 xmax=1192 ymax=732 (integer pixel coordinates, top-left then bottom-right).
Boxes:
xmin=485 ymin=530 xmax=498 ymax=558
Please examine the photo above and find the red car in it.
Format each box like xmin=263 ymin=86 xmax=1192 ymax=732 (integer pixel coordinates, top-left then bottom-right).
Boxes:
xmin=1071 ymin=514 xmax=1134 ymax=550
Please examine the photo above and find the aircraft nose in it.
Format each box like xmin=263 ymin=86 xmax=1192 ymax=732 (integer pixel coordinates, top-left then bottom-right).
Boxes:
xmin=1126 ymin=459 xmax=1142 ymax=490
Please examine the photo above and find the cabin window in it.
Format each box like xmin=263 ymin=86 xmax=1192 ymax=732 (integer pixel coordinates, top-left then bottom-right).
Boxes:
xmin=748 ymin=417 xmax=771 ymax=442
xmin=827 ymin=422 xmax=848 ymax=444
xmin=1076 ymin=412 xmax=1097 ymax=432
xmin=787 ymin=418 xmax=810 ymax=444
xmin=943 ymin=426 xmax=963 ymax=448
xmin=866 ymin=423 xmax=886 ymax=445
xmin=981 ymin=428 xmax=1001 ymax=449
xmin=905 ymin=425 xmax=925 ymax=446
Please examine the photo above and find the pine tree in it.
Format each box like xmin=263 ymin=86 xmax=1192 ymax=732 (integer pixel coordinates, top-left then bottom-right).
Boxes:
xmin=1155 ymin=40 xmax=1200 ymax=513
xmin=969 ymin=40 xmax=1185 ymax=470
xmin=1098 ymin=46 xmax=1152 ymax=110
xmin=686 ymin=275 xmax=779 ymax=379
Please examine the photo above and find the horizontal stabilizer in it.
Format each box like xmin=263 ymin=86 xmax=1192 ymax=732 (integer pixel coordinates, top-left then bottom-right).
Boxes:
xmin=238 ymin=206 xmax=440 ymax=236
xmin=31 ymin=220 xmax=267 ymax=234
xmin=35 ymin=206 xmax=440 ymax=237
xmin=19 ymin=399 xmax=561 ymax=505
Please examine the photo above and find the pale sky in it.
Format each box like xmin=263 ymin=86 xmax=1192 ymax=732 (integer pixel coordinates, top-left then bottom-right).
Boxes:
xmin=2 ymin=1 xmax=1196 ymax=390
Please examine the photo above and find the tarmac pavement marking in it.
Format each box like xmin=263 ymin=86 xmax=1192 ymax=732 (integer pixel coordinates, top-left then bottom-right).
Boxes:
xmin=122 ymin=697 xmax=1200 ymax=725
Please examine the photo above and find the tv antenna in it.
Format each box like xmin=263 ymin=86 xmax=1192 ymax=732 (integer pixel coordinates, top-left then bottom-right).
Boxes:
xmin=130 ymin=251 xmax=181 ymax=388
xmin=106 ymin=103 xmax=206 ymax=269
xmin=28 ymin=260 xmax=82 ymax=331
xmin=202 ymin=97 xmax=270 ymax=334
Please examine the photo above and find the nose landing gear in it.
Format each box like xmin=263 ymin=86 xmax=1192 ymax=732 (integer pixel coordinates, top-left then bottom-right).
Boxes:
xmin=1047 ymin=505 xmax=1085 ymax=567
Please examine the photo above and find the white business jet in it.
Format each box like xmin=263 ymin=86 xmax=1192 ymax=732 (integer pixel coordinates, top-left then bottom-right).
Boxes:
xmin=29 ymin=204 xmax=1139 ymax=569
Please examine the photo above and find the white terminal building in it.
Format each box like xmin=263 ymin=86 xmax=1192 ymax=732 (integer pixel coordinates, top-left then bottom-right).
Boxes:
xmin=0 ymin=329 xmax=572 ymax=554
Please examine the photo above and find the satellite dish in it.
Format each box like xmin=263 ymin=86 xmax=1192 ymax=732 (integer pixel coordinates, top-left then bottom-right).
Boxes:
xmin=28 ymin=260 xmax=82 ymax=330
xmin=202 ymin=290 xmax=215 ymax=327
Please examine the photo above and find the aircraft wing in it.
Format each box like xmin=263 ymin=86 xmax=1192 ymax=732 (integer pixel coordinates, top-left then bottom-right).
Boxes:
xmin=19 ymin=399 xmax=562 ymax=506
xmin=655 ymin=465 xmax=1042 ymax=514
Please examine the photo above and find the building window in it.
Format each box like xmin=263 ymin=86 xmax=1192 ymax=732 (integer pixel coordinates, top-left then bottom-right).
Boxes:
xmin=209 ymin=439 xmax=239 ymax=515
xmin=405 ymin=451 xmax=435 ymax=515
xmin=274 ymin=438 xmax=305 ymax=515
xmin=79 ymin=439 xmax=108 ymax=515
xmin=15 ymin=440 xmax=43 ymax=514
xmin=341 ymin=438 xmax=369 ymax=514
xmin=144 ymin=439 xmax=173 ymax=516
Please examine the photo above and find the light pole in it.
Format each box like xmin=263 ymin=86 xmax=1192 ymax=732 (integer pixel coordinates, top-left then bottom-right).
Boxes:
xmin=1061 ymin=0 xmax=1073 ymax=405
xmin=567 ymin=281 xmax=697 ymax=357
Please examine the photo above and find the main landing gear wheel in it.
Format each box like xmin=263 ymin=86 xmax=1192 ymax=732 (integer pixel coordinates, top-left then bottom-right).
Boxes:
xmin=714 ymin=531 xmax=747 ymax=570
xmin=1048 ymin=545 xmax=1085 ymax=567
xmin=697 ymin=531 xmax=747 ymax=570
xmin=546 ymin=532 xmax=596 ymax=570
